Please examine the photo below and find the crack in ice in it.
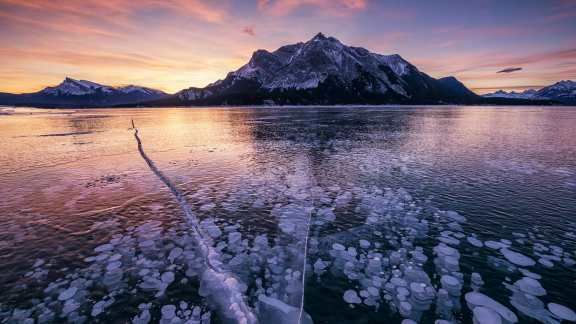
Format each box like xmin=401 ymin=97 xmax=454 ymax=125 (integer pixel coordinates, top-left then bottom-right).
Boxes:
xmin=131 ymin=120 xmax=257 ymax=324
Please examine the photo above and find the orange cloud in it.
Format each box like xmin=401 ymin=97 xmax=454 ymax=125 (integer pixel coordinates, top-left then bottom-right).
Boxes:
xmin=0 ymin=47 xmax=175 ymax=69
xmin=257 ymin=0 xmax=367 ymax=16
xmin=0 ymin=0 xmax=228 ymax=24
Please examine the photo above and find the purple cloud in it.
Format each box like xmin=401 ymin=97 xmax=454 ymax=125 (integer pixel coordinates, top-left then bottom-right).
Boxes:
xmin=497 ymin=67 xmax=523 ymax=73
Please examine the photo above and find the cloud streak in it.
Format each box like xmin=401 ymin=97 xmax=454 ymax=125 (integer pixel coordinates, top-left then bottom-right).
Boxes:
xmin=497 ymin=67 xmax=523 ymax=73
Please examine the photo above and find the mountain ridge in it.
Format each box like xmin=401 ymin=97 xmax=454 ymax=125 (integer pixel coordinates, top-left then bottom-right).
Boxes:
xmin=483 ymin=80 xmax=575 ymax=104
xmin=0 ymin=77 xmax=168 ymax=107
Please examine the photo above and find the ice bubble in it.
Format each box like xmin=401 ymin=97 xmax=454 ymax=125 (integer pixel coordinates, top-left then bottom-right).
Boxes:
xmin=168 ymin=247 xmax=183 ymax=263
xmin=467 ymin=236 xmax=484 ymax=248
xmin=441 ymin=275 xmax=461 ymax=296
xmin=500 ymin=249 xmax=535 ymax=267
xmin=33 ymin=259 xmax=45 ymax=268
xmin=564 ymin=257 xmax=576 ymax=267
xmin=161 ymin=305 xmax=176 ymax=320
xmin=465 ymin=292 xmax=518 ymax=323
xmin=94 ymin=243 xmax=114 ymax=252
xmin=409 ymin=282 xmax=429 ymax=301
xmin=446 ymin=211 xmax=466 ymax=223
xmin=313 ymin=259 xmax=328 ymax=274
xmin=161 ymin=271 xmax=175 ymax=284
xmin=367 ymin=286 xmax=379 ymax=297
xmin=200 ymin=203 xmax=215 ymax=211
xmin=547 ymin=303 xmax=576 ymax=321
xmin=359 ymin=240 xmax=371 ymax=249
xmin=537 ymin=258 xmax=554 ymax=268
xmin=257 ymin=294 xmax=313 ymax=324
xmin=397 ymin=286 xmax=410 ymax=297
xmin=106 ymin=261 xmax=122 ymax=272
xmin=439 ymin=236 xmax=460 ymax=246
xmin=57 ymin=287 xmax=78 ymax=301
xmin=514 ymin=277 xmax=546 ymax=296
xmin=518 ymin=268 xmax=541 ymax=280
xmin=473 ymin=306 xmax=503 ymax=324
xmin=62 ymin=299 xmax=80 ymax=315
xmin=91 ymin=300 xmax=107 ymax=317
xmin=318 ymin=208 xmax=336 ymax=222
xmin=343 ymin=290 xmax=362 ymax=304
xmin=434 ymin=243 xmax=459 ymax=257
xmin=485 ymin=241 xmax=508 ymax=250
xmin=399 ymin=301 xmax=412 ymax=317
xmin=201 ymin=219 xmax=222 ymax=238
xmin=332 ymin=243 xmax=346 ymax=251
xmin=228 ymin=231 xmax=242 ymax=245
xmin=471 ymin=273 xmax=484 ymax=291
xmin=109 ymin=253 xmax=122 ymax=262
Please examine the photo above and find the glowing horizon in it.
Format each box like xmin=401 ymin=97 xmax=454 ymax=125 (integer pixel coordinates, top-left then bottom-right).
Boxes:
xmin=1 ymin=0 xmax=575 ymax=95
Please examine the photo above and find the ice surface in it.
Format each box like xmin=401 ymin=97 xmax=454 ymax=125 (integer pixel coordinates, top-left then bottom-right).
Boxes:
xmin=3 ymin=142 xmax=573 ymax=324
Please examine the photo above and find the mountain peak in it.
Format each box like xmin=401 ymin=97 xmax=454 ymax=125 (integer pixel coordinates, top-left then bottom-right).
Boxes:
xmin=308 ymin=32 xmax=341 ymax=44
xmin=311 ymin=32 xmax=327 ymax=40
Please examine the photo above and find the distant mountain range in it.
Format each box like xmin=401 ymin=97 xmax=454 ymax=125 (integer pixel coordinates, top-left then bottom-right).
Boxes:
xmin=0 ymin=33 xmax=571 ymax=108
xmin=0 ymin=77 xmax=167 ymax=107
xmin=483 ymin=80 xmax=576 ymax=105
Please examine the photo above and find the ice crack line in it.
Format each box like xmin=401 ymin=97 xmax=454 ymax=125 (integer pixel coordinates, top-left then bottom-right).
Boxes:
xmin=297 ymin=207 xmax=313 ymax=324
xmin=131 ymin=120 xmax=257 ymax=324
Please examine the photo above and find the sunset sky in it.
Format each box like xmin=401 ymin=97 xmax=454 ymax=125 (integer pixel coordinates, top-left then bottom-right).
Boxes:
xmin=0 ymin=0 xmax=575 ymax=94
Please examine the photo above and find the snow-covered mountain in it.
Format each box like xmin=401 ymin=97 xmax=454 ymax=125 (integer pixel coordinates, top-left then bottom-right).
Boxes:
xmin=116 ymin=85 xmax=166 ymax=96
xmin=168 ymin=33 xmax=479 ymax=106
xmin=535 ymin=80 xmax=576 ymax=104
xmin=483 ymin=81 xmax=575 ymax=104
xmin=41 ymin=78 xmax=116 ymax=96
xmin=0 ymin=78 xmax=168 ymax=107
xmin=483 ymin=89 xmax=539 ymax=100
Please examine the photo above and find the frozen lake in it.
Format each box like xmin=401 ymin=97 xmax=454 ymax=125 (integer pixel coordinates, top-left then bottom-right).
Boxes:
xmin=0 ymin=106 xmax=575 ymax=323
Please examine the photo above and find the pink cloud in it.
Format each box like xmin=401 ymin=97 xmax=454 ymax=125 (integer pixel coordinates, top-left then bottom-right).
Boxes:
xmin=257 ymin=0 xmax=367 ymax=16
xmin=242 ymin=26 xmax=256 ymax=36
